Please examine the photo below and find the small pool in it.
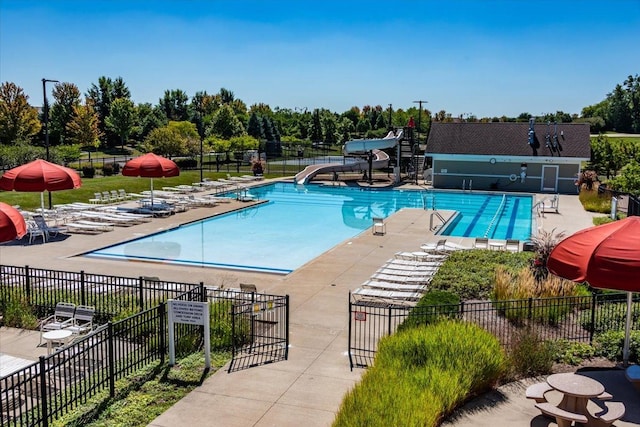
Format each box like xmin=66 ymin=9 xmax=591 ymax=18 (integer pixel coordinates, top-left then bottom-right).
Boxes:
xmin=84 ymin=183 xmax=533 ymax=273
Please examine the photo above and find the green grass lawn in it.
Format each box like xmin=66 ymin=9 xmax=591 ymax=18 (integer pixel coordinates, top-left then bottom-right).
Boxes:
xmin=0 ymin=170 xmax=289 ymax=211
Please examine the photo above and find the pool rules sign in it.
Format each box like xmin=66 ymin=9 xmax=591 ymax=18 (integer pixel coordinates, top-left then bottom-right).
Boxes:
xmin=168 ymin=300 xmax=210 ymax=369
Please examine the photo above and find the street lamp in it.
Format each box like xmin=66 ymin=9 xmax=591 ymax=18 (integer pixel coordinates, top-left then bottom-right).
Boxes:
xmin=413 ymin=100 xmax=427 ymax=185
xmin=42 ymin=78 xmax=59 ymax=209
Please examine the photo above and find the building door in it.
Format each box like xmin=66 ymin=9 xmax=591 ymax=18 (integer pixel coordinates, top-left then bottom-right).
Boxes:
xmin=541 ymin=165 xmax=559 ymax=192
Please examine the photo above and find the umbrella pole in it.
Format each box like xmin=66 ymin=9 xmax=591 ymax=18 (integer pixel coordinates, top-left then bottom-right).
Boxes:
xmin=624 ymin=291 xmax=633 ymax=366
xmin=40 ymin=192 xmax=45 ymax=213
xmin=151 ymin=178 xmax=154 ymax=208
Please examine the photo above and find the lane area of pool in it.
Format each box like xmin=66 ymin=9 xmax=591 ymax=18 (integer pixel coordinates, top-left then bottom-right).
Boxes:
xmin=84 ymin=183 xmax=533 ymax=273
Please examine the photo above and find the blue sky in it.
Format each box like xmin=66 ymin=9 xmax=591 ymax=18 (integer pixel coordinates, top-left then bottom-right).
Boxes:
xmin=1 ymin=0 xmax=639 ymax=118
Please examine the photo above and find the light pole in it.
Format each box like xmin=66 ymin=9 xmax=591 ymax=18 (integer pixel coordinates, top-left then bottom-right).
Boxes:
xmin=42 ymin=78 xmax=59 ymax=209
xmin=413 ymin=100 xmax=427 ymax=184
xmin=388 ymin=104 xmax=392 ymax=130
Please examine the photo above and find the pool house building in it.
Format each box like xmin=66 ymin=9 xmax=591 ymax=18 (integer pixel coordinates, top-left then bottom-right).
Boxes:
xmin=424 ymin=121 xmax=591 ymax=194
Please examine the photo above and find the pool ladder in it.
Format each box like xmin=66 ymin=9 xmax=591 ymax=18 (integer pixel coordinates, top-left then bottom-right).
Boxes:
xmin=462 ymin=179 xmax=473 ymax=192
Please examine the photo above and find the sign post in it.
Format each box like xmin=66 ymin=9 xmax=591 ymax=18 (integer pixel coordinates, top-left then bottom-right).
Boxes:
xmin=168 ymin=300 xmax=210 ymax=369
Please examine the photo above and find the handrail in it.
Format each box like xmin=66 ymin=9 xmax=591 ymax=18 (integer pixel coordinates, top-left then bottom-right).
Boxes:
xmin=483 ymin=194 xmax=506 ymax=238
xmin=429 ymin=211 xmax=446 ymax=231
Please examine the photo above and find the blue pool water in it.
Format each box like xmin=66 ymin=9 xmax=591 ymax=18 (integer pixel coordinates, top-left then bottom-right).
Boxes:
xmin=85 ymin=183 xmax=532 ymax=273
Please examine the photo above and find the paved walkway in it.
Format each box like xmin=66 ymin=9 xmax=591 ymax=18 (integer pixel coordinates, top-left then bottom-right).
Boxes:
xmin=0 ymin=185 xmax=608 ymax=426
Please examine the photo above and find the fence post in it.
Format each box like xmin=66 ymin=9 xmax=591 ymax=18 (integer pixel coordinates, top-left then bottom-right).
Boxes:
xmin=347 ymin=295 xmax=354 ymax=370
xmin=528 ymin=297 xmax=533 ymax=321
xmin=39 ymin=356 xmax=48 ymax=427
xmin=159 ymin=302 xmax=166 ymax=364
xmin=459 ymin=301 xmax=465 ymax=319
xmin=80 ymin=270 xmax=86 ymax=306
xmin=589 ymin=294 xmax=597 ymax=345
xmin=199 ymin=282 xmax=206 ymax=303
xmin=25 ymin=265 xmax=31 ymax=305
xmin=387 ymin=306 xmax=393 ymax=336
xmin=108 ymin=322 xmax=115 ymax=397
xmin=138 ymin=277 xmax=144 ymax=312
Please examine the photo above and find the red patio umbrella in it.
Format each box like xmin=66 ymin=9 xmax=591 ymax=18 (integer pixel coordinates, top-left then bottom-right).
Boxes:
xmin=122 ymin=153 xmax=179 ymax=206
xmin=0 ymin=159 xmax=82 ymax=211
xmin=0 ymin=202 xmax=27 ymax=243
xmin=547 ymin=216 xmax=640 ymax=365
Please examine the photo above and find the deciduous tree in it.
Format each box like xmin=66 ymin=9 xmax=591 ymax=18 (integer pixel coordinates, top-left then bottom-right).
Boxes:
xmin=105 ymin=98 xmax=136 ymax=151
xmin=50 ymin=82 xmax=81 ymax=145
xmin=66 ymin=101 xmax=102 ymax=159
xmin=0 ymin=82 xmax=41 ymax=144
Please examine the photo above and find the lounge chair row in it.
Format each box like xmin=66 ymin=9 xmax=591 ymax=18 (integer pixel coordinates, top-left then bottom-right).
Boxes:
xmin=89 ymin=189 xmax=139 ymax=204
xmin=352 ymin=251 xmax=451 ymax=306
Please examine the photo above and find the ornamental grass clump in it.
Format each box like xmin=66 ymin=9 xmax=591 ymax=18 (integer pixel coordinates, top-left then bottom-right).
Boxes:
xmin=492 ymin=266 xmax=589 ymax=324
xmin=333 ymin=320 xmax=506 ymax=427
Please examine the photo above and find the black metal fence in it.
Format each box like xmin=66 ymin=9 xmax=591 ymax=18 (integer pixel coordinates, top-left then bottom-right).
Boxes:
xmin=348 ymin=292 xmax=637 ymax=369
xmin=0 ymin=304 xmax=167 ymax=427
xmin=227 ymin=293 xmax=289 ymax=373
xmin=0 ymin=266 xmax=290 ymax=425
xmin=0 ymin=264 xmax=207 ymax=323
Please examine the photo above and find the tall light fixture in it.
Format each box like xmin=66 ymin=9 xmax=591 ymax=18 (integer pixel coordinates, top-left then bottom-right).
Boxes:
xmin=413 ymin=100 xmax=427 ymax=184
xmin=42 ymin=78 xmax=60 ymax=209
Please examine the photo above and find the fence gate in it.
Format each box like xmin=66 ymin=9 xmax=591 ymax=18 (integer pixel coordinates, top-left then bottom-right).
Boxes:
xmin=228 ymin=294 xmax=289 ymax=372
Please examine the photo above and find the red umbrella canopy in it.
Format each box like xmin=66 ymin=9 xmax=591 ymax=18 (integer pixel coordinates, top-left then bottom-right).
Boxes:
xmin=0 ymin=159 xmax=81 ymax=192
xmin=0 ymin=202 xmax=27 ymax=242
xmin=547 ymin=216 xmax=640 ymax=291
xmin=122 ymin=153 xmax=180 ymax=178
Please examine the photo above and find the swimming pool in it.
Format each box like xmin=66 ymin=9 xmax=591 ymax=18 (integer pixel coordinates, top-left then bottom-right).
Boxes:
xmin=84 ymin=183 xmax=533 ymax=273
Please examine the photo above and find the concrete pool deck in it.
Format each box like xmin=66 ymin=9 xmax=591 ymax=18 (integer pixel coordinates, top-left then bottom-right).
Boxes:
xmin=0 ymin=184 xmax=602 ymax=426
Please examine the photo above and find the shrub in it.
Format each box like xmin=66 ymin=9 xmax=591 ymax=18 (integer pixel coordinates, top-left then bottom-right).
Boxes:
xmin=175 ymin=158 xmax=197 ymax=169
xmin=429 ymin=250 xmax=533 ymax=300
xmin=507 ymin=328 xmax=554 ymax=378
xmin=399 ymin=290 xmax=460 ymax=330
xmin=334 ymin=321 xmax=506 ymax=427
xmin=0 ymin=295 xmax=38 ymax=329
xmin=102 ymin=162 xmax=120 ymax=176
xmin=579 ymin=189 xmax=612 ymax=214
xmin=82 ymin=165 xmax=96 ymax=178
xmin=553 ymin=340 xmax=596 ymax=365
xmin=594 ymin=330 xmax=640 ymax=363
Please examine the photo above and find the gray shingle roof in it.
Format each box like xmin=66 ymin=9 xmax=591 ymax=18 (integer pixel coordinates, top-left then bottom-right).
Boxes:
xmin=425 ymin=122 xmax=591 ymax=158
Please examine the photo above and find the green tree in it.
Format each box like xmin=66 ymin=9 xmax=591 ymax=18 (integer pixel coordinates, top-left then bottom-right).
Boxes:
xmin=105 ymin=97 xmax=136 ymax=151
xmin=168 ymin=121 xmax=200 ymax=157
xmin=134 ymin=103 xmax=167 ymax=142
xmin=50 ymin=82 xmax=81 ymax=145
xmin=624 ymin=74 xmax=640 ymax=133
xmin=310 ymin=109 xmax=323 ymax=142
xmin=609 ymin=162 xmax=640 ymax=196
xmin=321 ymin=111 xmax=338 ymax=145
xmin=160 ymin=89 xmax=189 ymax=121
xmin=143 ymin=126 xmax=182 ymax=158
xmin=0 ymin=82 xmax=41 ymax=144
xmin=247 ymin=112 xmax=263 ymax=140
xmin=86 ymin=76 xmax=131 ymax=147
xmin=607 ymin=84 xmax=632 ymax=132
xmin=66 ymin=101 xmax=102 ymax=159
xmin=206 ymin=104 xmax=245 ymax=139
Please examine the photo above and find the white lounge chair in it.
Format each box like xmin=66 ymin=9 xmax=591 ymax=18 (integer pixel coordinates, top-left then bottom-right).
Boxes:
xmin=361 ymin=280 xmax=427 ymax=292
xmin=474 ymin=237 xmax=489 ymax=249
xmin=352 ymin=287 xmax=422 ymax=305
xmin=65 ymin=222 xmax=113 ymax=234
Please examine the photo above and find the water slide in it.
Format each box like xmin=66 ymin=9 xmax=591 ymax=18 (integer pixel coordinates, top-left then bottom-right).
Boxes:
xmin=294 ymin=130 xmax=402 ymax=185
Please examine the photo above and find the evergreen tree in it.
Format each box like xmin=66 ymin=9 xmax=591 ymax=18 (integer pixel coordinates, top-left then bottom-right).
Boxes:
xmin=310 ymin=109 xmax=323 ymax=142
xmin=247 ymin=112 xmax=264 ymax=139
